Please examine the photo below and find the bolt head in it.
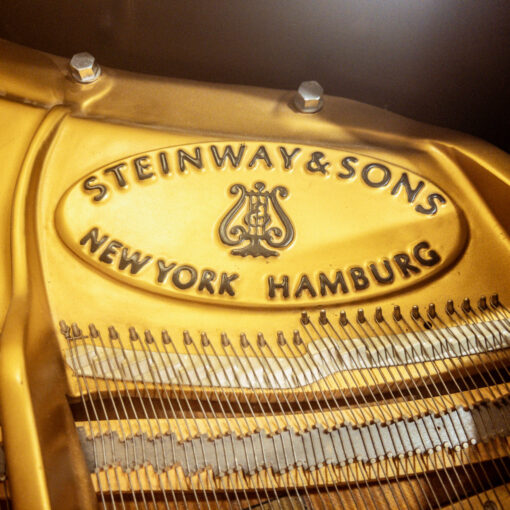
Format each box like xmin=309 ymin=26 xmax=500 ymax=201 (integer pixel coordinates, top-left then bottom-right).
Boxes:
xmin=294 ymin=81 xmax=324 ymax=113
xmin=69 ymin=52 xmax=101 ymax=84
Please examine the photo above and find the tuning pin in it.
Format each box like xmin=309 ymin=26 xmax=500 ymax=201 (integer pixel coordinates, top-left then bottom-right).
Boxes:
xmin=257 ymin=332 xmax=267 ymax=348
xmin=144 ymin=330 xmax=155 ymax=344
xmin=293 ymin=330 xmax=303 ymax=345
xmin=427 ymin=303 xmax=437 ymax=318
xmin=393 ymin=306 xmax=402 ymax=321
xmin=220 ymin=332 xmax=230 ymax=347
xmin=339 ymin=310 xmax=348 ymax=326
xmin=478 ymin=296 xmax=488 ymax=310
xmin=375 ymin=307 xmax=384 ymax=323
xmin=357 ymin=308 xmax=366 ymax=323
xmin=200 ymin=332 xmax=210 ymax=347
xmin=71 ymin=323 xmax=82 ymax=338
xmin=89 ymin=324 xmax=99 ymax=338
xmin=446 ymin=300 xmax=455 ymax=315
xmin=161 ymin=330 xmax=171 ymax=344
xmin=129 ymin=327 xmax=139 ymax=342
xmin=240 ymin=333 xmax=249 ymax=348
xmin=490 ymin=294 xmax=500 ymax=307
xmin=108 ymin=326 xmax=119 ymax=340
xmin=59 ymin=320 xmax=71 ymax=338
xmin=319 ymin=309 xmax=328 ymax=325
xmin=277 ymin=331 xmax=287 ymax=346
xmin=300 ymin=311 xmax=310 ymax=325
xmin=411 ymin=305 xmax=420 ymax=320
xmin=462 ymin=298 xmax=471 ymax=313
xmin=183 ymin=330 xmax=192 ymax=345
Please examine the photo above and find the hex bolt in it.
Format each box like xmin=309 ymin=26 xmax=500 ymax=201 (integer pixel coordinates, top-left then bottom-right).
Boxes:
xmin=69 ymin=52 xmax=102 ymax=84
xmin=294 ymin=80 xmax=324 ymax=113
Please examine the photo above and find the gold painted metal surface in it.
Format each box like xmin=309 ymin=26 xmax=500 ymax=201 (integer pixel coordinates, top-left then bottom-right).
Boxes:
xmin=54 ymin=142 xmax=466 ymax=309
xmin=0 ymin=39 xmax=508 ymax=509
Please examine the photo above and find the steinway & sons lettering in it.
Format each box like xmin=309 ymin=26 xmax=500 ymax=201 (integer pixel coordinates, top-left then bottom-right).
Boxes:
xmin=55 ymin=141 xmax=464 ymax=307
xmin=83 ymin=143 xmax=446 ymax=216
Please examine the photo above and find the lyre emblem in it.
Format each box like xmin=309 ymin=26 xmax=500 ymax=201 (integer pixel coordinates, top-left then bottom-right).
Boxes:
xmin=219 ymin=182 xmax=294 ymax=258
